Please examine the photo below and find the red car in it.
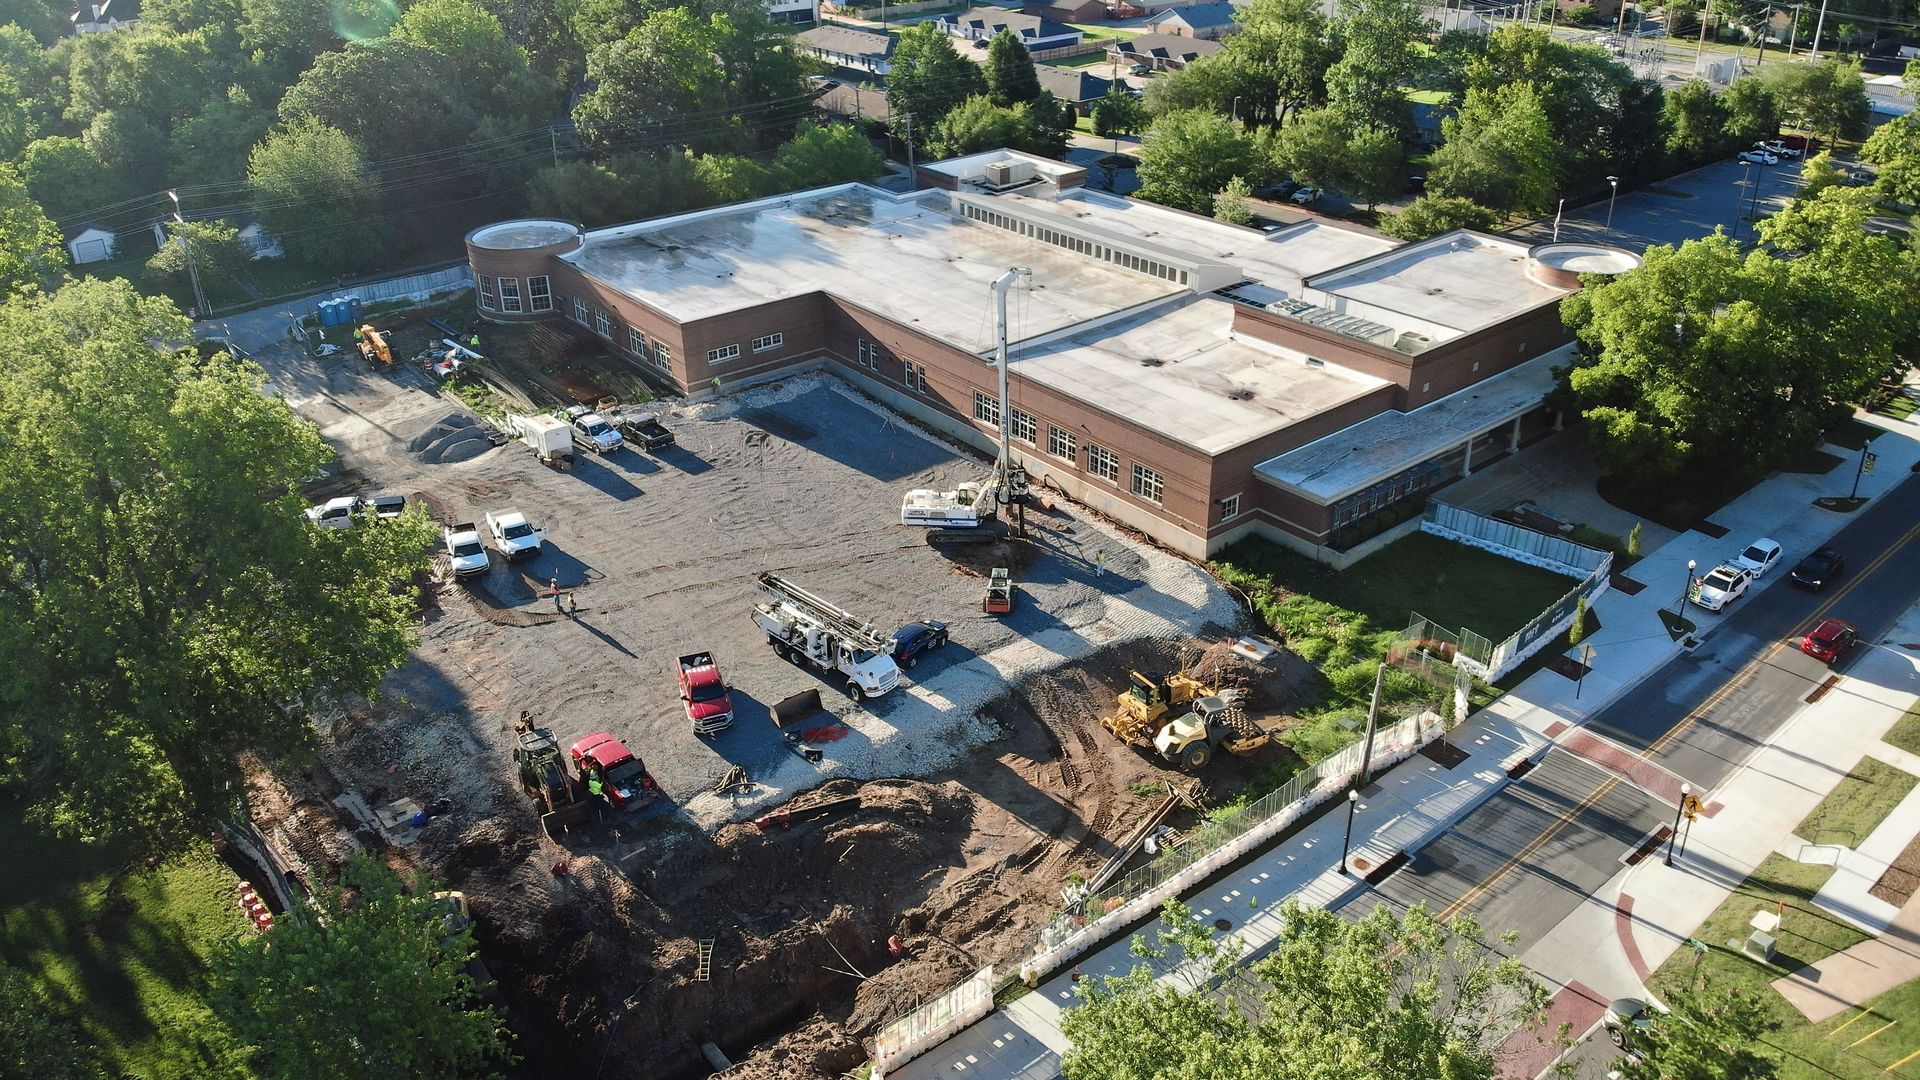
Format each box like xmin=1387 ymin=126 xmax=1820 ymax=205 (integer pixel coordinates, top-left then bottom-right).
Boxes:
xmin=1800 ymin=618 xmax=1858 ymax=665
xmin=568 ymin=732 xmax=659 ymax=810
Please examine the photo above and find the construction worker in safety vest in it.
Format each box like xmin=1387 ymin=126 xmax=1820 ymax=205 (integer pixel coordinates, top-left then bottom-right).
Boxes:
xmin=587 ymin=774 xmax=603 ymax=799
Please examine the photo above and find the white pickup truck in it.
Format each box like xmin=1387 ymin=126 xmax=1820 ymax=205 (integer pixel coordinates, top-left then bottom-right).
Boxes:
xmin=484 ymin=508 xmax=543 ymax=561
xmin=443 ymin=522 xmax=490 ymax=577
xmin=559 ymin=406 xmax=624 ymax=454
xmin=306 ymin=494 xmax=406 ymax=529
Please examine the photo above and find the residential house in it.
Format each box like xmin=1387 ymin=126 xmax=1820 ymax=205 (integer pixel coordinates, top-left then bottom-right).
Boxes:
xmin=767 ymin=0 xmax=819 ymax=23
xmin=64 ymin=224 xmax=117 ymax=265
xmin=796 ymin=24 xmax=897 ymax=76
xmin=935 ymin=8 xmax=1083 ymax=52
xmin=1109 ymin=32 xmax=1224 ymax=71
xmin=1024 ymin=0 xmax=1106 ymax=20
xmin=150 ymin=212 xmax=285 ymax=261
xmin=70 ymin=0 xmax=139 ymax=33
xmin=1034 ymin=65 xmax=1114 ymax=113
xmin=1145 ymin=1 xmax=1239 ymax=39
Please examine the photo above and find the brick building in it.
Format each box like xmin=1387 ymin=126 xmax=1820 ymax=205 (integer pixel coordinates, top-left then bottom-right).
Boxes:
xmin=465 ymin=150 xmax=1637 ymax=562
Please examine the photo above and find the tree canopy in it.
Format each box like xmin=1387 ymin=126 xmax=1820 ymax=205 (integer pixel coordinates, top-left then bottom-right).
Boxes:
xmin=0 ymin=161 xmax=61 ymax=292
xmin=1429 ymin=83 xmax=1557 ymax=216
xmin=1061 ymin=899 xmax=1555 ymax=1080
xmin=886 ymin=23 xmax=988 ymax=136
xmin=1137 ymin=109 xmax=1257 ymax=213
xmin=247 ymin=119 xmax=378 ymax=269
xmin=1324 ymin=0 xmax=1426 ymax=135
xmin=770 ymin=121 xmax=885 ymax=189
xmin=1381 ymin=193 xmax=1498 ymax=240
xmin=0 ymin=278 xmax=436 ymax=846
xmin=210 ymin=854 xmax=513 ymax=1079
xmin=985 ymin=29 xmax=1041 ymax=107
xmin=1615 ymin=978 xmax=1779 ymax=1080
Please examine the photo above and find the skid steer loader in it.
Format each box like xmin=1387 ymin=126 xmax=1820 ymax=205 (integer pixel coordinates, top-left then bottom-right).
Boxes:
xmin=514 ymin=722 xmax=596 ymax=837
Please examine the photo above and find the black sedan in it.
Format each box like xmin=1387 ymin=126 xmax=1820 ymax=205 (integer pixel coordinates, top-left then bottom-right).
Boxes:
xmin=1789 ymin=547 xmax=1845 ymax=591
xmin=891 ymin=621 xmax=949 ymax=669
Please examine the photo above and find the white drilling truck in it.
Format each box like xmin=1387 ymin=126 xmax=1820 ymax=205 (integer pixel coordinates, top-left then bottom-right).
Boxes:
xmin=750 ymin=573 xmax=901 ymax=701
xmin=899 ymin=267 xmax=1031 ymax=544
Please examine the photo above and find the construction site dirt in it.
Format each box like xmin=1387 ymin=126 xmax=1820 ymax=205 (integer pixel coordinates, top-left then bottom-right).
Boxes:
xmin=247 ymin=321 xmax=1318 ymax=1079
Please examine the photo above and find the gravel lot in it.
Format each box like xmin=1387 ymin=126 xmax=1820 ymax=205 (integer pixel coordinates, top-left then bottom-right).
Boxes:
xmin=274 ymin=349 xmax=1238 ymax=828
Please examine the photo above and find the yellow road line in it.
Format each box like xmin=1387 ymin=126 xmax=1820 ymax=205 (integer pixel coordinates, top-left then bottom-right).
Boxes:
xmin=1849 ymin=1020 xmax=1898 ymax=1049
xmin=1435 ymin=519 xmax=1920 ymax=925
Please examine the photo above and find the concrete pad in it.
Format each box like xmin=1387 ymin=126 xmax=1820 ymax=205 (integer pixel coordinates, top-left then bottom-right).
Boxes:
xmin=1773 ymin=902 xmax=1920 ymax=1024
xmin=1812 ymin=780 xmax=1920 ymax=935
xmin=1437 ymin=427 xmax=1680 ymax=552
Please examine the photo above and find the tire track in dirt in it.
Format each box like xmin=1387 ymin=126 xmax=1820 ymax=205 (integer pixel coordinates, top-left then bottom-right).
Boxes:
xmin=1027 ymin=674 xmax=1118 ymax=877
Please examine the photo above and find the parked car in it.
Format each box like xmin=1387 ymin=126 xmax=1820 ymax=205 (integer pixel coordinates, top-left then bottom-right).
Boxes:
xmin=891 ymin=620 xmax=950 ymax=669
xmin=1291 ymin=186 xmax=1322 ymax=205
xmin=1603 ymin=998 xmax=1656 ymax=1051
xmin=1738 ymin=149 xmax=1779 ymax=165
xmin=305 ymin=494 xmax=406 ymax=529
xmin=1789 ymin=547 xmax=1845 ymax=591
xmin=1801 ymin=618 xmax=1859 ymax=664
xmin=1731 ymin=537 xmax=1783 ymax=578
xmin=1691 ymin=564 xmax=1753 ymax=611
xmin=1405 ymin=174 xmax=1427 ymax=194
xmin=1260 ymin=179 xmax=1300 ymax=201
xmin=1760 ymin=140 xmax=1802 ymax=159
xmin=568 ymin=732 xmax=659 ymax=811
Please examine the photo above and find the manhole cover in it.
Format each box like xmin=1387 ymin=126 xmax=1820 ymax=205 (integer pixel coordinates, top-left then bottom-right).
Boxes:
xmin=1213 ymin=918 xmax=1232 ymax=931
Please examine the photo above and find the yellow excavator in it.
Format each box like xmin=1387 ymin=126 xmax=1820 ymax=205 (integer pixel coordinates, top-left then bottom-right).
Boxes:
xmin=1102 ymin=670 xmax=1268 ymax=769
xmin=357 ymin=324 xmax=392 ymax=368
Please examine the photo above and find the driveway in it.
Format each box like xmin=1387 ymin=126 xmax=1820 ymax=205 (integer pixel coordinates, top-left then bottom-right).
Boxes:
xmin=1438 ymin=427 xmax=1680 ymax=553
xmin=1505 ymin=156 xmax=1807 ymax=253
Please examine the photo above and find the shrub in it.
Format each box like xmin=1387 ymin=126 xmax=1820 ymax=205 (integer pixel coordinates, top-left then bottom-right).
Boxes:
xmin=1564 ymin=3 xmax=1596 ymax=22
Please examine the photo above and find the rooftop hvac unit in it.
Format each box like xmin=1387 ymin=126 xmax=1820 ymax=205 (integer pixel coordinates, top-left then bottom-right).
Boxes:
xmin=1393 ymin=331 xmax=1433 ymax=354
xmin=983 ymin=160 xmax=1036 ymax=188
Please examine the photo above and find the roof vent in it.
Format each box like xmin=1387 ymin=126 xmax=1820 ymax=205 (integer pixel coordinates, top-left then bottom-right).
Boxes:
xmin=1140 ymin=357 xmax=1166 ymax=367
xmin=1227 ymin=389 xmax=1255 ymax=401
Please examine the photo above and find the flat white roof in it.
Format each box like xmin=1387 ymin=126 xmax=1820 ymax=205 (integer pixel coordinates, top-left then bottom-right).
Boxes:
xmin=1000 ymin=190 xmax=1397 ymax=296
xmin=565 ymin=186 xmax=1178 ymax=353
xmin=1307 ymin=231 xmax=1572 ymax=336
xmin=1012 ymin=296 xmax=1391 ymax=455
xmin=1253 ymin=345 xmax=1573 ymax=502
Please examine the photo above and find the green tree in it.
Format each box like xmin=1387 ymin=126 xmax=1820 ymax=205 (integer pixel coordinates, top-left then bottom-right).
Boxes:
xmin=1063 ymin=900 xmax=1554 ymax=1080
xmin=886 ymin=23 xmax=988 ymax=135
xmin=1462 ymin=27 xmax=1647 ymax=190
xmin=1144 ymin=52 xmax=1259 ymax=120
xmin=0 ymin=163 xmax=61 ymax=292
xmin=390 ymin=0 xmax=523 ymax=90
xmin=247 ymin=119 xmax=377 ymax=271
xmin=210 ymin=855 xmax=512 ymax=1079
xmin=277 ymin=40 xmax=481 ymax=158
xmin=1325 ymin=0 xmax=1427 ymax=135
xmin=238 ymin=0 xmax=340 ymax=71
xmin=1797 ymin=149 xmax=1846 ymax=199
xmin=525 ymin=158 xmax=642 ymax=223
xmin=693 ymin=151 xmax=772 ymax=203
xmin=1091 ymin=85 xmax=1148 ymax=140
xmin=147 ymin=219 xmax=256 ymax=283
xmin=1720 ymin=77 xmax=1782 ymax=150
xmin=1615 ymin=978 xmax=1779 ymax=1080
xmin=928 ymin=94 xmax=1027 ymax=158
xmin=1569 ymin=595 xmax=1588 ymax=645
xmin=1345 ymin=124 xmax=1405 ymax=210
xmin=1274 ymin=106 xmax=1352 ymax=191
xmin=1230 ymin=0 xmax=1339 ymax=127
xmin=0 ymin=962 xmax=112 ymax=1079
xmin=1215 ymin=175 xmax=1256 ymax=225
xmin=1760 ymin=58 xmax=1868 ymax=150
xmin=168 ymin=89 xmax=276 ymax=189
xmin=1627 ymin=521 xmax=1642 ymax=557
xmin=985 ymin=29 xmax=1041 ymax=106
xmin=0 ymin=280 xmax=436 ymax=845
xmin=144 ymin=0 xmax=244 ymax=32
xmin=1861 ymin=114 xmax=1920 ymax=207
xmin=1662 ymin=80 xmax=1732 ymax=164
xmin=1429 ymin=83 xmax=1557 ymax=216
xmin=1019 ymin=90 xmax=1074 ymax=157
xmin=1380 ymin=193 xmax=1498 ymax=240
xmin=21 ymin=136 xmax=123 ymax=221
xmin=1137 ymin=109 xmax=1256 ymax=213
xmin=574 ymin=9 xmax=728 ymax=148
xmin=0 ymin=0 xmax=70 ymax=44
xmin=770 ymin=121 xmax=885 ymax=188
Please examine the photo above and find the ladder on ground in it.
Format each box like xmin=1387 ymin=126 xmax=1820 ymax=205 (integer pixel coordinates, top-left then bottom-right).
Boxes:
xmin=695 ymin=939 xmax=714 ymax=982
xmin=755 ymin=573 xmax=890 ymax=651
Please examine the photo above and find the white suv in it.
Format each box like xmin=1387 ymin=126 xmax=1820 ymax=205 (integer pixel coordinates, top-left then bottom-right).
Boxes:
xmin=1692 ymin=564 xmax=1754 ymax=611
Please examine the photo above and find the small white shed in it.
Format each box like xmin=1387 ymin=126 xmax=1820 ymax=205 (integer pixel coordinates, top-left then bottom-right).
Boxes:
xmin=65 ymin=225 xmax=117 ymax=265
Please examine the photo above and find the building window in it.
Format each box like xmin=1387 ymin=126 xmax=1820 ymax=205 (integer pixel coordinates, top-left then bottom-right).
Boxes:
xmin=528 ymin=276 xmax=552 ymax=313
xmin=973 ymin=390 xmax=1000 ymax=427
xmin=628 ymin=327 xmax=647 ymax=356
xmin=594 ymin=310 xmax=611 ymax=338
xmin=858 ymin=340 xmax=880 ymax=369
xmin=708 ymin=343 xmax=740 ymax=364
xmin=1218 ymin=494 xmax=1241 ymax=522
xmin=1010 ymin=407 xmax=1036 ymax=444
xmin=1047 ymin=425 xmax=1076 ymax=461
xmin=655 ymin=341 xmax=672 ymax=369
xmin=572 ymin=297 xmax=589 ymax=325
xmin=478 ymin=275 xmax=496 ymax=311
xmin=1131 ymin=463 xmax=1164 ymax=504
xmin=1087 ymin=443 xmax=1119 ymax=483
xmin=753 ymin=332 xmax=784 ymax=353
xmin=903 ymin=360 xmax=927 ymax=394
xmin=498 ymin=277 xmax=522 ymax=313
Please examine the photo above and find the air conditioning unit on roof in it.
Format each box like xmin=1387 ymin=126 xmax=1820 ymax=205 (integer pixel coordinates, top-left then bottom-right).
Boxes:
xmin=983 ymin=160 xmax=1036 ymax=188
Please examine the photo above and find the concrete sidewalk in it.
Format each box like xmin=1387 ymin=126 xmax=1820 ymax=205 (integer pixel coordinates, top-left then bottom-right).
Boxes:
xmin=889 ymin=403 xmax=1920 ymax=1080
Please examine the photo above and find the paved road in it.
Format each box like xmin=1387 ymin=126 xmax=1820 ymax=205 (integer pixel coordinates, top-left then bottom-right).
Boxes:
xmin=1355 ymin=472 xmax=1920 ymax=955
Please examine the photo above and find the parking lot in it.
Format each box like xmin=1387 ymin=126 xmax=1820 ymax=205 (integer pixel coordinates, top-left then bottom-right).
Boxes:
xmin=253 ymin=328 xmax=1258 ymax=1078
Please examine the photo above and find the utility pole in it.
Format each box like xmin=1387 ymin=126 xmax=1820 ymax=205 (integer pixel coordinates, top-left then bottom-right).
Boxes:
xmin=902 ymin=113 xmax=914 ymax=171
xmin=1809 ymin=0 xmax=1828 ymax=58
xmin=550 ymin=126 xmax=559 ymax=166
xmin=166 ymin=189 xmax=209 ymax=321
xmin=1616 ymin=0 xmax=1628 ymax=36
xmin=1787 ymin=2 xmax=1801 ymax=54
xmin=1754 ymin=5 xmax=1770 ymax=67
xmin=1695 ymin=11 xmax=1711 ymax=66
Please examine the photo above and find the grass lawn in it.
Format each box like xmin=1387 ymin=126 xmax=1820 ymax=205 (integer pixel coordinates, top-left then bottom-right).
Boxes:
xmin=1796 ymin=757 xmax=1920 ymax=849
xmin=1874 ymin=392 xmax=1918 ymax=421
xmin=1781 ymin=446 xmax=1846 ymax=475
xmin=0 ymin=806 xmax=254 ymax=1079
xmin=1405 ymin=88 xmax=1454 ymax=105
xmin=1216 ymin=532 xmax=1578 ymax=644
xmin=1051 ymin=51 xmax=1120 ymax=69
xmin=1068 ymin=23 xmax=1139 ymax=40
xmin=1648 ymin=856 xmax=1920 ymax=1079
xmin=1888 ymin=701 xmax=1920 ymax=758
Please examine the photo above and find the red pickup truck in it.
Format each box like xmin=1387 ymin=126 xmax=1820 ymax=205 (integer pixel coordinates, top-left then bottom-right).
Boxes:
xmin=677 ymin=651 xmax=735 ymax=736
xmin=568 ymin=732 xmax=659 ymax=811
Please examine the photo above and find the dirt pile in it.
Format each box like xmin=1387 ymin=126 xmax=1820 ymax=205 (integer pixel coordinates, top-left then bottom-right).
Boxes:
xmin=407 ymin=411 xmax=495 ymax=465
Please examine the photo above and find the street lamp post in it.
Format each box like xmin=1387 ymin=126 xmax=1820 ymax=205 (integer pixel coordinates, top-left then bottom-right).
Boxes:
xmin=1605 ymin=175 xmax=1619 ymax=230
xmin=1340 ymin=789 xmax=1360 ymax=874
xmin=1665 ymin=782 xmax=1691 ymax=866
xmin=1231 ymin=95 xmax=1242 ymax=124
xmin=1676 ymin=558 xmax=1696 ymax=615
xmin=166 ymin=189 xmax=209 ymax=320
